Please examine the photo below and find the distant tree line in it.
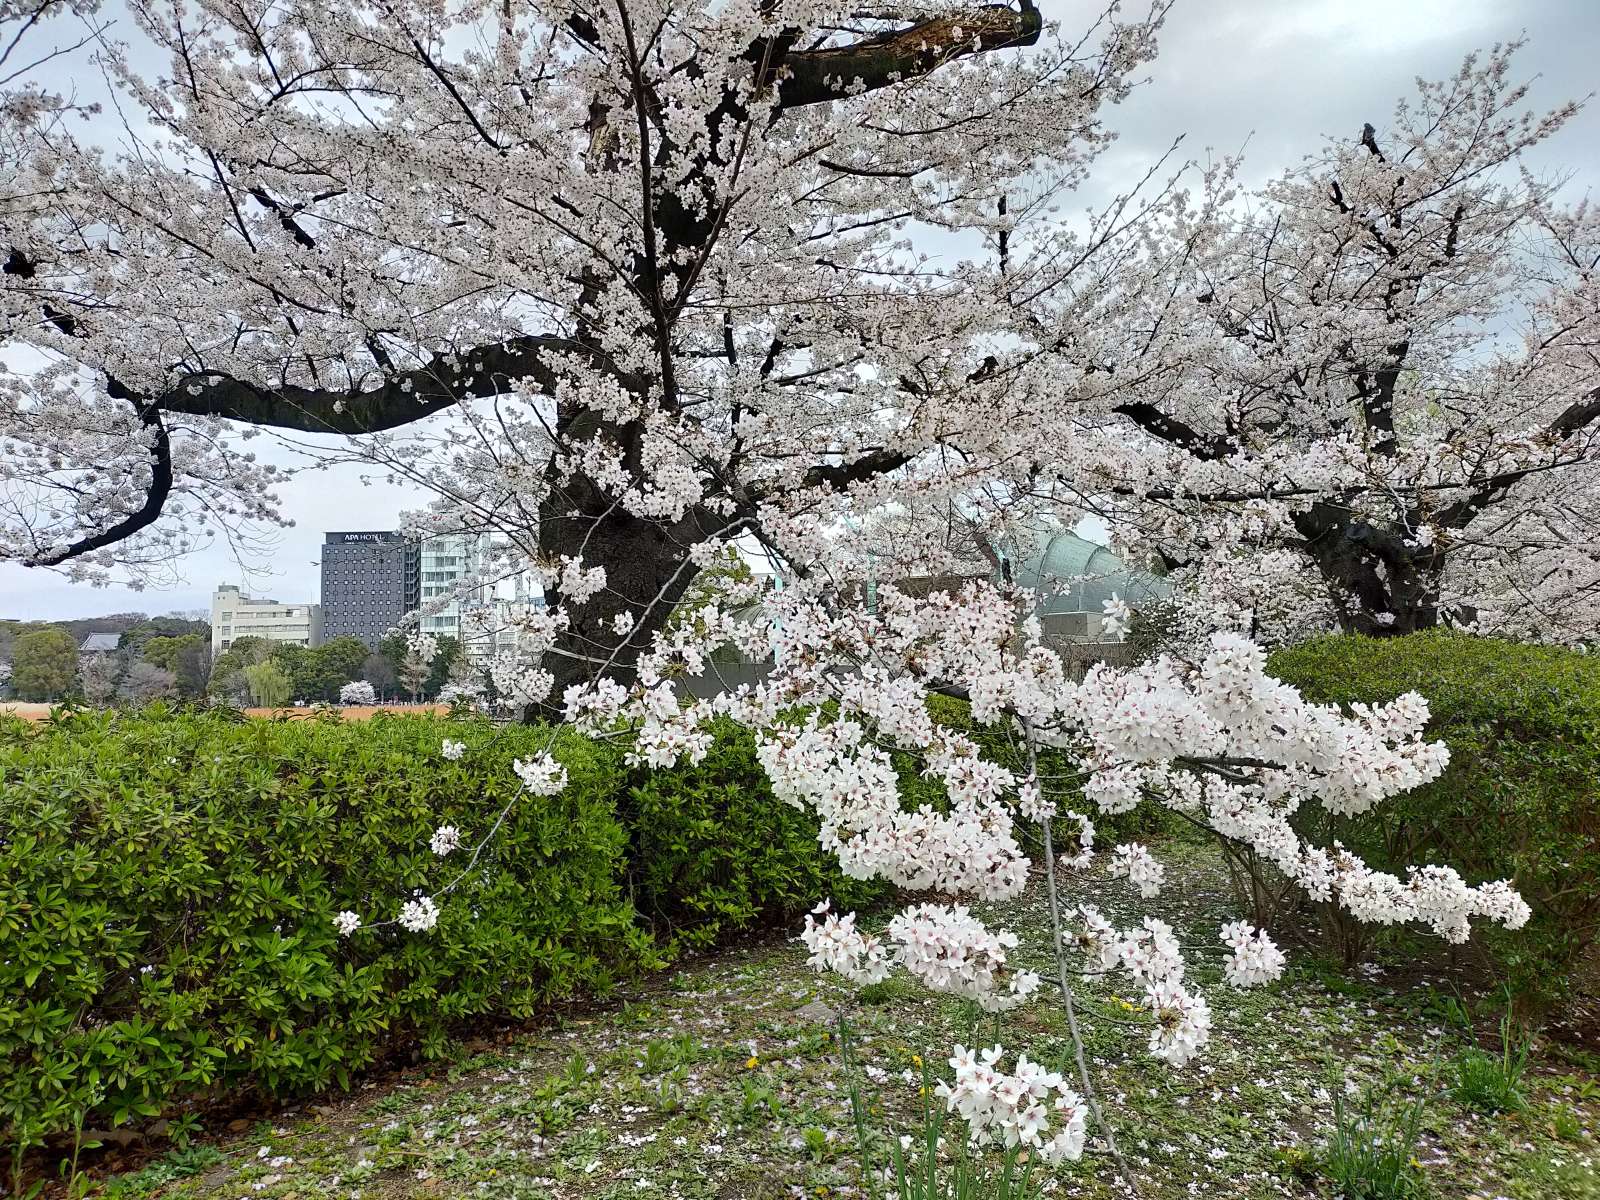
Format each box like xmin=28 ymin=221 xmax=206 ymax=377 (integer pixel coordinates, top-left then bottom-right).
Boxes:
xmin=1 ymin=607 xmax=484 ymax=706
xmin=2 ymin=613 xmax=210 ymax=704
xmin=208 ymin=632 xmax=472 ymax=707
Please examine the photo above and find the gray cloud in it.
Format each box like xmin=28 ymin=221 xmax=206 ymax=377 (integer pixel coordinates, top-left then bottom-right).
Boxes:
xmin=1078 ymin=0 xmax=1598 ymax=201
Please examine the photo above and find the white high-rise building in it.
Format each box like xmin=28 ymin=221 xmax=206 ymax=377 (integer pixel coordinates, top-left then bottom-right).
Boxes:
xmin=211 ymin=585 xmax=323 ymax=655
xmin=476 ymin=570 xmax=548 ymax=662
xmin=418 ymin=534 xmax=493 ymax=650
xmin=415 ymin=536 xmax=552 ymax=665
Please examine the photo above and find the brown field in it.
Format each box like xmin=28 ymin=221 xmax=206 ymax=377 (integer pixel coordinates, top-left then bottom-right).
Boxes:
xmin=1 ymin=702 xmax=449 ymax=722
xmin=0 ymin=702 xmax=53 ymax=720
xmin=242 ymin=703 xmax=451 ymax=720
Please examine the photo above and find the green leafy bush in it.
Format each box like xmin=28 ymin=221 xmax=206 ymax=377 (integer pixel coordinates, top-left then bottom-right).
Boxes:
xmin=621 ymin=717 xmax=888 ymax=953
xmin=0 ymin=709 xmax=651 ymax=1147
xmin=1268 ymin=631 xmax=1600 ymax=1005
xmin=0 ymin=703 xmax=933 ymax=1146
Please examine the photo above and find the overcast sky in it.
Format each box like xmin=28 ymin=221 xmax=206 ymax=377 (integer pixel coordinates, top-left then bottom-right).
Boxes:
xmin=2 ymin=0 xmax=1596 ymax=621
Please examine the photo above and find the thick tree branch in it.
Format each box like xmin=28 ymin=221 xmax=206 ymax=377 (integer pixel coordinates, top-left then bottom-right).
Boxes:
xmin=1113 ymin=401 xmax=1236 ymax=461
xmin=247 ymin=187 xmax=317 ymax=249
xmin=774 ymin=0 xmax=1041 ymax=109
xmin=797 ymin=446 xmax=913 ymax=494
xmin=154 ymin=335 xmax=612 ymax=434
xmin=1550 ymin=386 xmax=1600 ymax=440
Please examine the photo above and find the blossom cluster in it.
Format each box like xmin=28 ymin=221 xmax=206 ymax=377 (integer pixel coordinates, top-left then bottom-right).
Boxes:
xmin=886 ymin=903 xmax=1041 ymax=1012
xmin=512 ymin=754 xmax=568 ymax=796
xmin=937 ymin=1045 xmax=1087 ymax=1164
xmin=1057 ymin=808 xmax=1096 ymax=870
xmin=1308 ymin=856 xmax=1531 ymax=944
xmin=1109 ymin=842 xmax=1165 ymax=897
xmin=739 ymin=583 xmax=1524 ymax=953
xmin=798 ymin=902 xmax=889 ymax=985
xmin=802 ymin=900 xmax=1040 ymax=1012
xmin=755 ymin=709 xmax=1030 ymax=903
xmin=1070 ymin=906 xmax=1213 ymax=1066
xmin=429 ymin=824 xmax=462 ymax=857
xmin=1220 ymin=921 xmax=1287 ymax=987
xmin=398 ymin=895 xmax=440 ymax=933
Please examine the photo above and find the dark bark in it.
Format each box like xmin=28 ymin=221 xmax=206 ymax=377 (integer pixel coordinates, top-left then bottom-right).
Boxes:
xmin=155 ymin=335 xmax=620 ymax=435
xmin=528 ymin=431 xmax=909 ymax=717
xmin=1121 ymin=352 xmax=1600 ymax=633
xmin=519 ymin=390 xmax=730 ymax=717
xmin=1112 ymin=401 xmax=1235 ymax=461
xmin=773 ymin=1 xmax=1042 ymax=109
xmin=1291 ymin=502 xmax=1444 ymax=636
xmin=533 ymin=498 xmax=709 ymax=718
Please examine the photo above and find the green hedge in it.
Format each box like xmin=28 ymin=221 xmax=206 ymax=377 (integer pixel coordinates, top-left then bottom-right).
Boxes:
xmin=1268 ymin=632 xmax=1600 ymax=1004
xmin=622 ymin=717 xmax=886 ymax=954
xmin=0 ymin=707 xmax=885 ymax=1145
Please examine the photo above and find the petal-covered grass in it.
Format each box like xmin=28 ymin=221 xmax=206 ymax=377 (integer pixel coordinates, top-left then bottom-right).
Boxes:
xmin=95 ymin=842 xmax=1598 ymax=1200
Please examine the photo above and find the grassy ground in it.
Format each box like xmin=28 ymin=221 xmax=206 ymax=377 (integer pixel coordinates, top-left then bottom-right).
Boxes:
xmin=89 ymin=842 xmax=1598 ymax=1200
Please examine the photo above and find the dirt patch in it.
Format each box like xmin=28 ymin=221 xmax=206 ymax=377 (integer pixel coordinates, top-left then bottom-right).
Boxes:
xmin=0 ymin=701 xmax=54 ymax=720
xmin=242 ymin=704 xmax=451 ymax=720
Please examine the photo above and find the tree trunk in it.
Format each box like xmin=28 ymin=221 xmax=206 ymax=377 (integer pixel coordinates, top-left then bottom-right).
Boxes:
xmin=1294 ymin=503 xmax=1445 ymax=636
xmin=530 ymin=423 xmax=723 ymax=719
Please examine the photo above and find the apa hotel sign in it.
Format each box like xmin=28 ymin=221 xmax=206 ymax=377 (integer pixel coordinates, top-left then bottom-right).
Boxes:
xmin=328 ymin=531 xmax=403 ymax=544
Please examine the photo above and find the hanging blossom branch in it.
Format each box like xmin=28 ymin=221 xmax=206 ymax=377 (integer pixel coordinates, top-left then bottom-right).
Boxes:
xmin=330 ymin=568 xmax=1528 ymax=1187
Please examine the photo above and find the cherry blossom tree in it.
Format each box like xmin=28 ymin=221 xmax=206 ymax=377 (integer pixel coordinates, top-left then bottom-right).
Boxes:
xmin=1092 ymin=44 xmax=1600 ymax=643
xmin=3 ymin=0 xmax=1189 ymax=707
xmin=117 ymin=656 xmax=176 ymax=700
xmin=76 ymin=644 xmax=121 ymax=702
xmin=338 ymin=678 xmax=376 ymax=706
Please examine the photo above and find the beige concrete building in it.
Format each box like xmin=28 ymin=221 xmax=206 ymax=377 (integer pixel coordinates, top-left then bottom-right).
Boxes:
xmin=211 ymin=585 xmax=324 ymax=656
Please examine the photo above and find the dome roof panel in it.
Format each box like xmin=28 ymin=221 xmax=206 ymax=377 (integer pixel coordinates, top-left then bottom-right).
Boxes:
xmin=1008 ymin=529 xmax=1168 ymax=615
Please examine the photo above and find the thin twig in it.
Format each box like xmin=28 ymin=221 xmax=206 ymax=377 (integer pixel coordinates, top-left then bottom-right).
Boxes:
xmin=1024 ymin=716 xmax=1140 ymax=1196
